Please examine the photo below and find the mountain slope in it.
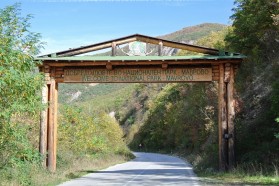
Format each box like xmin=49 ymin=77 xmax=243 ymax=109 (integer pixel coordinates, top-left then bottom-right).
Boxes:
xmin=59 ymin=23 xmax=227 ymax=105
xmin=159 ymin=23 xmax=226 ymax=43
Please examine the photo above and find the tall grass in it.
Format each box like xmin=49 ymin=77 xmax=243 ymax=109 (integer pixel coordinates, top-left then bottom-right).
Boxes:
xmin=196 ymin=162 xmax=279 ymax=185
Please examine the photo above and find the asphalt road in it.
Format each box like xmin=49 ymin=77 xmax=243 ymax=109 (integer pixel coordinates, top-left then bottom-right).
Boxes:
xmin=59 ymin=152 xmax=200 ymax=186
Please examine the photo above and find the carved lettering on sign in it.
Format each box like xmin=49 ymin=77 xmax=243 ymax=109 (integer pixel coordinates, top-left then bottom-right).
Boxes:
xmin=64 ymin=68 xmax=212 ymax=83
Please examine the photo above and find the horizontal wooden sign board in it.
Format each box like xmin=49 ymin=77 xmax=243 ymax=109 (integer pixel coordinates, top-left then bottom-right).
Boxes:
xmin=64 ymin=68 xmax=212 ymax=83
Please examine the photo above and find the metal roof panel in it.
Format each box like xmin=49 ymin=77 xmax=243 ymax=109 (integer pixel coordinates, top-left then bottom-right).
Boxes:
xmin=36 ymin=55 xmax=245 ymax=62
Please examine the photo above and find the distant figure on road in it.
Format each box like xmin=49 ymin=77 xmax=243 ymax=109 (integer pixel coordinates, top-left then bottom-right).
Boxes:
xmin=139 ymin=143 xmax=142 ymax=151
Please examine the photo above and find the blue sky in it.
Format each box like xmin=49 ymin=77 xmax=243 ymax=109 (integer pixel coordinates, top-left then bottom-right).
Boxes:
xmin=0 ymin=0 xmax=235 ymax=54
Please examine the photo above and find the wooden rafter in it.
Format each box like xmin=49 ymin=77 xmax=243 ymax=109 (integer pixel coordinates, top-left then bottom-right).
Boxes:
xmin=39 ymin=34 xmax=222 ymax=57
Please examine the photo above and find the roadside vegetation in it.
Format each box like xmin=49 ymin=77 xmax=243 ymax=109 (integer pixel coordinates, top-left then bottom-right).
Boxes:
xmin=0 ymin=4 xmax=133 ymax=186
xmin=117 ymin=0 xmax=279 ymax=185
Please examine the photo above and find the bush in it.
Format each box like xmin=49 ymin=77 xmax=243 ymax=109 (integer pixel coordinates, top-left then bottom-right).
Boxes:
xmin=0 ymin=4 xmax=44 ymax=185
xmin=58 ymin=105 xmax=129 ymax=156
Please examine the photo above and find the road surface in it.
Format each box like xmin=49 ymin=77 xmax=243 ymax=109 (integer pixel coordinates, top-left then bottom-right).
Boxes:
xmin=59 ymin=152 xmax=200 ymax=186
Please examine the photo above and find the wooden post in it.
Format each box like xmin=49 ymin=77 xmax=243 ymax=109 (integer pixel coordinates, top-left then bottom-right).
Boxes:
xmin=227 ymin=65 xmax=235 ymax=170
xmin=40 ymin=83 xmax=48 ymax=167
xmin=158 ymin=41 xmax=163 ymax=56
xmin=218 ymin=63 xmax=228 ymax=171
xmin=112 ymin=42 xmax=116 ymax=56
xmin=47 ymin=78 xmax=58 ymax=172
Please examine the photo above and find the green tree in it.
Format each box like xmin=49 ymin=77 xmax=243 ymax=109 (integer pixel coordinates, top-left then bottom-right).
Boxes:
xmin=226 ymin=0 xmax=279 ymax=60
xmin=0 ymin=3 xmax=43 ymax=171
xmin=276 ymin=118 xmax=279 ymax=139
xmin=224 ymin=0 xmax=279 ymax=168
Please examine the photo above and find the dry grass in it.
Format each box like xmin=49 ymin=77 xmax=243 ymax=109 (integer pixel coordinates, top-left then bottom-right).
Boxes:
xmin=30 ymin=153 xmax=130 ymax=186
xmin=196 ymin=163 xmax=279 ymax=186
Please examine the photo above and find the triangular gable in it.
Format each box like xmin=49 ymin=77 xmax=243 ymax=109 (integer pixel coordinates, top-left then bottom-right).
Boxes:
xmin=40 ymin=34 xmax=224 ymax=57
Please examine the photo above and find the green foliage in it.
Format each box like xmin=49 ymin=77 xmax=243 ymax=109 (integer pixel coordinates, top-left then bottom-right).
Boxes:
xmin=0 ymin=3 xmax=43 ymax=119
xmin=233 ymin=72 xmax=279 ymax=169
xmin=177 ymin=27 xmax=231 ymax=56
xmin=0 ymin=4 xmax=44 ymax=185
xmin=271 ymin=69 xmax=279 ymax=117
xmin=275 ymin=118 xmax=279 ymax=139
xmin=63 ymin=83 xmax=137 ymax=114
xmin=59 ymin=83 xmax=133 ymax=104
xmin=163 ymin=23 xmax=226 ymax=42
xmin=129 ymin=83 xmax=218 ymax=156
xmin=273 ymin=73 xmax=279 ymax=139
xmin=276 ymin=118 xmax=279 ymax=139
xmin=226 ymin=0 xmax=279 ymax=59
xmin=221 ymin=0 xmax=279 ymax=169
xmin=116 ymin=83 xmax=167 ymax=136
xmin=58 ymin=105 xmax=130 ymax=157
xmin=195 ymin=27 xmax=231 ymax=50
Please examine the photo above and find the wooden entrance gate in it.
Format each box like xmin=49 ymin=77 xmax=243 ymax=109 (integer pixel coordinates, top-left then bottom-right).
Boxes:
xmin=37 ymin=34 xmax=244 ymax=172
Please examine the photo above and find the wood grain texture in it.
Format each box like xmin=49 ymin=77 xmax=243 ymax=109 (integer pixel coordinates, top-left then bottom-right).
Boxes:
xmin=218 ymin=64 xmax=228 ymax=171
xmin=42 ymin=59 xmax=243 ymax=67
xmin=158 ymin=41 xmax=163 ymax=56
xmin=228 ymin=65 xmax=235 ymax=170
xmin=39 ymin=83 xmax=48 ymax=167
xmin=63 ymin=67 xmax=212 ymax=83
xmin=47 ymin=78 xmax=58 ymax=172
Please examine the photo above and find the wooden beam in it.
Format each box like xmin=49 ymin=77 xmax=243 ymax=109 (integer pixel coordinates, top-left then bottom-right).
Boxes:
xmin=41 ymin=59 xmax=243 ymax=67
xmin=162 ymin=63 xmax=168 ymax=69
xmin=158 ymin=41 xmax=163 ymax=56
xmin=111 ymin=42 xmax=116 ymax=56
xmin=50 ymin=67 xmax=56 ymax=78
xmin=212 ymin=76 xmax=219 ymax=81
xmin=224 ymin=63 xmax=231 ymax=82
xmin=39 ymin=83 xmax=48 ymax=167
xmin=63 ymin=67 xmax=213 ymax=83
xmin=218 ymin=63 xmax=228 ymax=171
xmin=212 ymin=65 xmax=219 ymax=70
xmin=47 ymin=78 xmax=58 ymax=172
xmin=55 ymin=77 xmax=64 ymax=83
xmin=54 ymin=80 xmax=58 ymax=172
xmin=39 ymin=34 xmax=223 ymax=57
xmin=106 ymin=62 xmax=113 ymax=70
xmin=136 ymin=35 xmax=219 ymax=55
xmin=56 ymin=38 xmax=137 ymax=57
xmin=227 ymin=64 xmax=235 ymax=170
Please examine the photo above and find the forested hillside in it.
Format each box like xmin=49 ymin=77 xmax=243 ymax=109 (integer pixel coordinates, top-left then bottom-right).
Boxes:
xmin=225 ymin=0 xmax=279 ymax=176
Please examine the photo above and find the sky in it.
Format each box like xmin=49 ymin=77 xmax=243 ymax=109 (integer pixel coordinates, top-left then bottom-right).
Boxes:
xmin=0 ymin=0 xmax=235 ymax=55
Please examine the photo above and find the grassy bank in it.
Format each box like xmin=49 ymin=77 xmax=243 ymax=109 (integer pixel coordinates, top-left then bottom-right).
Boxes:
xmin=177 ymin=153 xmax=279 ymax=185
xmin=0 ymin=152 xmax=133 ymax=186
xmin=192 ymin=154 xmax=279 ymax=185
xmin=197 ymin=169 xmax=279 ymax=185
xmin=35 ymin=152 xmax=132 ymax=186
